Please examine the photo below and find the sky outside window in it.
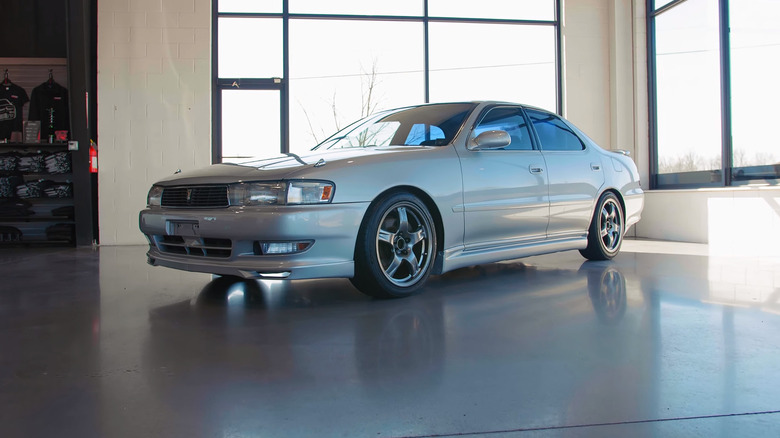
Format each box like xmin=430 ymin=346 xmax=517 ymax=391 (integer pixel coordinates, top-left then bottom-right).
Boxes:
xmin=730 ymin=0 xmax=780 ymax=170
xmin=655 ymin=0 xmax=722 ymax=174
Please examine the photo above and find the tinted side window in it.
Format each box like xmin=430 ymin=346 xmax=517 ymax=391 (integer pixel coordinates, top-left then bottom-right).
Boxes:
xmin=473 ymin=107 xmax=533 ymax=151
xmin=526 ymin=109 xmax=585 ymax=151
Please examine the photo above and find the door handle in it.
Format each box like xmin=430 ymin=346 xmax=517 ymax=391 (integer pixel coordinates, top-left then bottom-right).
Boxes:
xmin=590 ymin=163 xmax=601 ymax=171
xmin=529 ymin=165 xmax=544 ymax=174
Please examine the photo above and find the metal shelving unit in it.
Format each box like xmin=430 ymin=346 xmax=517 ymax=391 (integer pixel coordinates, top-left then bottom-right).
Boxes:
xmin=0 ymin=142 xmax=75 ymax=245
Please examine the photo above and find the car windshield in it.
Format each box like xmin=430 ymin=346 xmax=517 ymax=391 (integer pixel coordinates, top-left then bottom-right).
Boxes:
xmin=313 ymin=103 xmax=477 ymax=150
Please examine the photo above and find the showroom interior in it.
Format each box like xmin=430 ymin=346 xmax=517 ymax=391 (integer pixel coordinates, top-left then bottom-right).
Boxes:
xmin=2 ymin=0 xmax=780 ymax=436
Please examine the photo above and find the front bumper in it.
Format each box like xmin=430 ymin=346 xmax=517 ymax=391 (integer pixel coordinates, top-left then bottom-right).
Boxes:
xmin=139 ymin=202 xmax=370 ymax=280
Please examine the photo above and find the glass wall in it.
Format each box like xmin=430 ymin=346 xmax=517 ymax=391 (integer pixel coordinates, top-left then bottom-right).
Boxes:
xmin=214 ymin=0 xmax=560 ymax=161
xmin=730 ymin=0 xmax=780 ymax=181
xmin=649 ymin=0 xmax=780 ymax=187
xmin=218 ymin=17 xmax=283 ymax=78
xmin=220 ymin=90 xmax=281 ymax=162
xmin=288 ymin=20 xmax=425 ymax=153
xmin=218 ymin=0 xmax=281 ymax=14
xmin=428 ymin=22 xmax=556 ymax=110
xmin=654 ymin=0 xmax=722 ymax=184
xmin=290 ymin=0 xmax=422 ymax=16
xmin=428 ymin=0 xmax=554 ymax=21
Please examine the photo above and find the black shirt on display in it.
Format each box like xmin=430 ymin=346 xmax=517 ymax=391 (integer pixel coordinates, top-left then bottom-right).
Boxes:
xmin=0 ymin=81 xmax=30 ymax=141
xmin=29 ymin=80 xmax=69 ymax=141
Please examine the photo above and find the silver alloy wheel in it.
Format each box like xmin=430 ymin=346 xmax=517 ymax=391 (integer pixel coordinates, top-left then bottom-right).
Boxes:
xmin=375 ymin=201 xmax=434 ymax=287
xmin=599 ymin=198 xmax=623 ymax=253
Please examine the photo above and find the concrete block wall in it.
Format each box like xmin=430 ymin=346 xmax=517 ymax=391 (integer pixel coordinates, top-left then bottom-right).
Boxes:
xmin=97 ymin=0 xmax=211 ymax=245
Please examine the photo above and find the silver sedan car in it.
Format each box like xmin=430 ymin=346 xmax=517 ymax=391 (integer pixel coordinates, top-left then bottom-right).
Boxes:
xmin=139 ymin=102 xmax=643 ymax=298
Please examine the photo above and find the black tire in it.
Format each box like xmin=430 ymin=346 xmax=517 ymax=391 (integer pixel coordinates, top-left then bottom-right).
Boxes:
xmin=351 ymin=192 xmax=437 ymax=299
xmin=580 ymin=192 xmax=624 ymax=261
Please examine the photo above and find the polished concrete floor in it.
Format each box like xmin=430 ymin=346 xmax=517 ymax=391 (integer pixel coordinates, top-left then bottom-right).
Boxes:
xmin=1 ymin=240 xmax=780 ymax=437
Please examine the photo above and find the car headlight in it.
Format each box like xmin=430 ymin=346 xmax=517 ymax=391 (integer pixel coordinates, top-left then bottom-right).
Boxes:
xmin=286 ymin=181 xmax=334 ymax=204
xmin=147 ymin=186 xmax=163 ymax=207
xmin=229 ymin=182 xmax=285 ymax=206
xmin=228 ymin=181 xmax=334 ymax=206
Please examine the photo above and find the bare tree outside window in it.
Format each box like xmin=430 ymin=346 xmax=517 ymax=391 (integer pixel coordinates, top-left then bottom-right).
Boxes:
xmin=299 ymin=59 xmax=386 ymax=146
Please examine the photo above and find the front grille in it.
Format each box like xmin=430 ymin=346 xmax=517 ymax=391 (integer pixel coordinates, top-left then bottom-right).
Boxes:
xmin=155 ymin=235 xmax=232 ymax=258
xmin=161 ymin=186 xmax=229 ymax=208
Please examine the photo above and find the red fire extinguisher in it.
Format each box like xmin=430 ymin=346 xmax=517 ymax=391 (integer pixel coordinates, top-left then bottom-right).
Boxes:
xmin=89 ymin=140 xmax=98 ymax=173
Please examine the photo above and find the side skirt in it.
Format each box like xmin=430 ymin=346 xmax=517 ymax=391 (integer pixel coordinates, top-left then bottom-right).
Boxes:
xmin=435 ymin=234 xmax=588 ymax=275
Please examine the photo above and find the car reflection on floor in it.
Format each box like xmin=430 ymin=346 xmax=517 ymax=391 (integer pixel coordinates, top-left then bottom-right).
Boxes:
xmin=141 ymin=260 xmax=630 ymax=429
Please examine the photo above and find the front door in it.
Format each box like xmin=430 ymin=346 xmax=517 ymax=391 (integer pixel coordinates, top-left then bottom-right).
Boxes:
xmin=458 ymin=106 xmax=550 ymax=250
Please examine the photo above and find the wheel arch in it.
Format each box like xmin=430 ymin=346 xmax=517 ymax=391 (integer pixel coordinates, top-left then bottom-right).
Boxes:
xmin=601 ymin=187 xmax=626 ymax=216
xmin=354 ymin=185 xmax=445 ymax=265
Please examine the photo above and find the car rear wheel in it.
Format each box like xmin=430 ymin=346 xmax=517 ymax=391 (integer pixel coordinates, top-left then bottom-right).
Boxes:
xmin=580 ymin=192 xmax=624 ymax=261
xmin=351 ymin=192 xmax=436 ymax=299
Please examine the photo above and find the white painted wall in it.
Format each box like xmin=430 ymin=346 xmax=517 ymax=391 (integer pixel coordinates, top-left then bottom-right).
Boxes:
xmin=562 ymin=0 xmax=648 ymax=185
xmin=97 ymin=0 xmax=211 ymax=245
xmin=562 ymin=0 xmax=611 ymax=149
xmin=562 ymin=0 xmax=649 ymax=239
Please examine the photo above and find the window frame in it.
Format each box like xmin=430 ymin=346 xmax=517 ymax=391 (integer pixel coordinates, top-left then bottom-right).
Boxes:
xmin=470 ymin=105 xmax=538 ymax=152
xmin=647 ymin=0 xmax=753 ymax=189
xmin=525 ymin=108 xmax=586 ymax=153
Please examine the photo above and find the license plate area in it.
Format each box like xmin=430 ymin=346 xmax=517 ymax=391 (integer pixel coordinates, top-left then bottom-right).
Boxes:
xmin=166 ymin=220 xmax=199 ymax=237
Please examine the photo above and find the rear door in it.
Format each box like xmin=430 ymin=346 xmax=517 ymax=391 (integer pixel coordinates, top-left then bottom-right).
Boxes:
xmin=525 ymin=109 xmax=604 ymax=239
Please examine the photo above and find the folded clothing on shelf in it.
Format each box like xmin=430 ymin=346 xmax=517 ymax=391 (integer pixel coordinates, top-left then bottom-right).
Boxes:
xmin=43 ymin=182 xmax=72 ymax=198
xmin=0 ymin=226 xmax=23 ymax=242
xmin=2 ymin=151 xmax=71 ymax=174
xmin=0 ymin=199 xmax=34 ymax=217
xmin=17 ymin=153 xmax=46 ymax=173
xmin=15 ymin=180 xmax=72 ymax=199
xmin=0 ymin=153 xmax=19 ymax=172
xmin=51 ymin=205 xmax=74 ymax=218
xmin=15 ymin=180 xmax=47 ymax=198
xmin=45 ymin=151 xmax=72 ymax=174
xmin=46 ymin=223 xmax=74 ymax=242
xmin=1 ymin=175 xmax=23 ymax=198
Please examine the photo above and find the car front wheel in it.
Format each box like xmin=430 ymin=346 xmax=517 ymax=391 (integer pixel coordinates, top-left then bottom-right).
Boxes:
xmin=351 ymin=192 xmax=436 ymax=299
xmin=580 ymin=192 xmax=624 ymax=261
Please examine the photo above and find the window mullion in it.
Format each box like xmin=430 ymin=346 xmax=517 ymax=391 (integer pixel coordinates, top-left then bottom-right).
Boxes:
xmin=719 ymin=0 xmax=733 ymax=186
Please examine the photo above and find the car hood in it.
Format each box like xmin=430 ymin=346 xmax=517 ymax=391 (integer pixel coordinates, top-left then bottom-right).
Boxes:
xmin=153 ymin=146 xmax=428 ymax=186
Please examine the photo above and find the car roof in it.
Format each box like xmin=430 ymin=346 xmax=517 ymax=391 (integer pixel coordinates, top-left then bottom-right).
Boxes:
xmin=470 ymin=101 xmax=555 ymax=112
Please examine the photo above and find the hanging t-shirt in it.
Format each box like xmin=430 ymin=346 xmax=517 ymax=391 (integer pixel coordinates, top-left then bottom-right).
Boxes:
xmin=0 ymin=82 xmax=30 ymax=141
xmin=29 ymin=80 xmax=69 ymax=141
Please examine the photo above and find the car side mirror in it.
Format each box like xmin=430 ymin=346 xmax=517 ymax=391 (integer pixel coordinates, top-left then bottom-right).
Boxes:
xmin=470 ymin=130 xmax=511 ymax=150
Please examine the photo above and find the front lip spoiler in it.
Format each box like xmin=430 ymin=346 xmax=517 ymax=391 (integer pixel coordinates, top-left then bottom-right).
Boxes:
xmin=147 ymin=254 xmax=291 ymax=279
xmin=247 ymin=271 xmax=291 ymax=279
xmin=145 ymin=249 xmax=354 ymax=280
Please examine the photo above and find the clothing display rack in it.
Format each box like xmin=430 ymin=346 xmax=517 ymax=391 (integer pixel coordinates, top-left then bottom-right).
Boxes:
xmin=0 ymin=59 xmax=78 ymax=245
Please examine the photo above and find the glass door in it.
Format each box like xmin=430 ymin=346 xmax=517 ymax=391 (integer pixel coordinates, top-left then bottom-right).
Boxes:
xmin=219 ymin=88 xmax=281 ymax=163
